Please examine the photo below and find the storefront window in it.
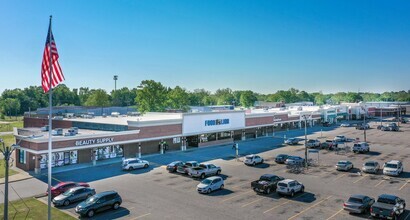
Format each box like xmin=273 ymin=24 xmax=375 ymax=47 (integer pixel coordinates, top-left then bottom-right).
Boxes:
xmin=94 ymin=145 xmax=123 ymax=160
xmin=19 ymin=150 xmax=26 ymax=164
xmin=39 ymin=150 xmax=79 ymax=169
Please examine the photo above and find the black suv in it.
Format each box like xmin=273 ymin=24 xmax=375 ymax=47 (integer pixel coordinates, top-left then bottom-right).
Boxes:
xmin=75 ymin=191 xmax=122 ymax=218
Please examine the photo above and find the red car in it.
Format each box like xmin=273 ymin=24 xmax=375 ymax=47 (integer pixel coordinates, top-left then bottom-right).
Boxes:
xmin=47 ymin=181 xmax=90 ymax=197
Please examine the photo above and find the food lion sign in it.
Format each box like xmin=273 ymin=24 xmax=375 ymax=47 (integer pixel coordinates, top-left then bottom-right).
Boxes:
xmin=183 ymin=112 xmax=245 ymax=136
xmin=75 ymin=138 xmax=114 ymax=146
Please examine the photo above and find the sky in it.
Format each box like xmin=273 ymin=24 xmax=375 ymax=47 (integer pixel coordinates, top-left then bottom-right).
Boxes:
xmin=1 ymin=0 xmax=410 ymax=94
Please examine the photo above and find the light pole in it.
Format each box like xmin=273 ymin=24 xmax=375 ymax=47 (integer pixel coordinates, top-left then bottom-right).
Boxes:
xmin=362 ymin=106 xmax=367 ymax=142
xmin=0 ymin=136 xmax=35 ymax=220
xmin=302 ymin=115 xmax=308 ymax=168
xmin=113 ymin=75 xmax=118 ymax=91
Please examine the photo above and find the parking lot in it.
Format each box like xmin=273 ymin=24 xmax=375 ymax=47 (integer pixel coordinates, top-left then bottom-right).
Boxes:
xmin=37 ymin=120 xmax=410 ymax=219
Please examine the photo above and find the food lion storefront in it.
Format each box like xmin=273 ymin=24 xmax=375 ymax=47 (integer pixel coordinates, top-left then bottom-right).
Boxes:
xmin=182 ymin=111 xmax=245 ymax=147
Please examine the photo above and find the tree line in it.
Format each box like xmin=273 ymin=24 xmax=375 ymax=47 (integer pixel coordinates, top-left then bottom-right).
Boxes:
xmin=0 ymin=80 xmax=409 ymax=117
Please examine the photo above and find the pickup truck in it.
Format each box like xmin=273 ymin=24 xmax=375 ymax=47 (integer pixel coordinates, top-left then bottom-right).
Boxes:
xmin=371 ymin=194 xmax=406 ymax=220
xmin=251 ymin=174 xmax=284 ymax=194
xmin=176 ymin=161 xmax=199 ymax=174
xmin=306 ymin=139 xmax=320 ymax=148
xmin=188 ymin=163 xmax=221 ymax=179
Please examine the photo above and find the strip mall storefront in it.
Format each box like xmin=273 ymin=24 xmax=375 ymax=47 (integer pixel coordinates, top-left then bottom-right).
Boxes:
xmin=16 ymin=110 xmax=331 ymax=172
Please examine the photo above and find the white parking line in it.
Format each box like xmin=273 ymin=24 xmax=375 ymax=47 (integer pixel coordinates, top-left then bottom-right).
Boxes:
xmin=132 ymin=213 xmax=151 ymax=219
xmin=326 ymin=208 xmax=344 ymax=220
xmin=241 ymin=197 xmax=264 ymax=207
xmin=288 ymin=196 xmax=332 ymax=220
xmin=220 ymin=190 xmax=253 ymax=203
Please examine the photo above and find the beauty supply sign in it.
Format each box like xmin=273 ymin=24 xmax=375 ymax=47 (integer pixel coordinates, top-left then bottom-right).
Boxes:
xmin=183 ymin=112 xmax=245 ymax=135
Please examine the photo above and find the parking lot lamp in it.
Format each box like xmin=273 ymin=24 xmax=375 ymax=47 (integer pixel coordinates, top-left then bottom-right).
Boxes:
xmin=302 ymin=115 xmax=308 ymax=168
xmin=363 ymin=107 xmax=367 ymax=142
xmin=1 ymin=136 xmax=36 ymax=220
xmin=113 ymin=75 xmax=118 ymax=91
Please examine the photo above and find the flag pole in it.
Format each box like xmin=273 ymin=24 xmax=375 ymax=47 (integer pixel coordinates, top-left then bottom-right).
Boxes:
xmin=47 ymin=15 xmax=53 ymax=220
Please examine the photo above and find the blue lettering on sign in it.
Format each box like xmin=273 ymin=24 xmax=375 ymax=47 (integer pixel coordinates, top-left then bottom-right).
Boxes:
xmin=205 ymin=119 xmax=230 ymax=126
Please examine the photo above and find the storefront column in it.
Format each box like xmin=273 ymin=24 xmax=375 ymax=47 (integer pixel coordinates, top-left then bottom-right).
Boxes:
xmin=34 ymin=155 xmax=41 ymax=174
xmin=255 ymin=129 xmax=258 ymax=138
xmin=92 ymin=148 xmax=96 ymax=166
xmin=181 ymin=137 xmax=186 ymax=151
xmin=241 ymin=130 xmax=245 ymax=141
xmin=138 ymin=143 xmax=142 ymax=158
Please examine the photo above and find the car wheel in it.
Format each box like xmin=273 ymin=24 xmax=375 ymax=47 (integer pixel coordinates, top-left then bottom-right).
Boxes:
xmin=128 ymin=166 xmax=134 ymax=171
xmin=353 ymin=151 xmax=357 ymax=153
xmin=252 ymin=162 xmax=256 ymax=166
xmin=144 ymin=164 xmax=148 ymax=168
xmin=220 ymin=184 xmax=224 ymax=190
xmin=200 ymin=173 xmax=205 ymax=179
xmin=87 ymin=210 xmax=95 ymax=218
xmin=86 ymin=194 xmax=92 ymax=199
xmin=266 ymin=188 xmax=271 ymax=194
xmin=63 ymin=200 xmax=70 ymax=206
xmin=113 ymin=202 xmax=120 ymax=210
xmin=207 ymin=188 xmax=211 ymax=194
xmin=291 ymin=190 xmax=295 ymax=197
xmin=261 ymin=159 xmax=264 ymax=164
xmin=216 ymin=170 xmax=221 ymax=175
xmin=301 ymin=186 xmax=305 ymax=193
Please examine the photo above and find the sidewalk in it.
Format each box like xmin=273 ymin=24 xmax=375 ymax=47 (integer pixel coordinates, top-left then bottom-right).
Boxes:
xmin=0 ymin=167 xmax=33 ymax=184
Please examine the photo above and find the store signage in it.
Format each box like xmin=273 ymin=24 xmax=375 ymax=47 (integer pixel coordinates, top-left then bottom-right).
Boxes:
xmin=273 ymin=118 xmax=282 ymax=122
xmin=75 ymin=138 xmax=114 ymax=146
xmin=204 ymin=119 xmax=230 ymax=126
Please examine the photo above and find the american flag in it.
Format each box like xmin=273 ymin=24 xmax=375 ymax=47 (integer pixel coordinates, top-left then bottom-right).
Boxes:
xmin=41 ymin=24 xmax=64 ymax=93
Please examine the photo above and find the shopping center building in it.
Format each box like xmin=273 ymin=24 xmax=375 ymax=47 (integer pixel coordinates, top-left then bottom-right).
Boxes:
xmin=15 ymin=101 xmax=408 ymax=173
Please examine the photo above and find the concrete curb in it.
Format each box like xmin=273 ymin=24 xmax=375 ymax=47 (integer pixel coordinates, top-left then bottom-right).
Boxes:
xmin=0 ymin=176 xmax=34 ymax=185
xmin=35 ymin=196 xmax=78 ymax=218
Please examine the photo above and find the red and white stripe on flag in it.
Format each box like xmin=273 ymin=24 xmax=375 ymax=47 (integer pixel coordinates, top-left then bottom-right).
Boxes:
xmin=41 ymin=26 xmax=64 ymax=93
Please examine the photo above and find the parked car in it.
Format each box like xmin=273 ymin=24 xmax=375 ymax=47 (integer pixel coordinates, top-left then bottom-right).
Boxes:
xmin=53 ymin=187 xmax=96 ymax=207
xmin=275 ymin=154 xmax=289 ymax=164
xmin=48 ymin=181 xmax=90 ymax=198
xmin=122 ymin=158 xmax=149 ymax=171
xmin=352 ymin=142 xmax=370 ymax=153
xmin=343 ymin=194 xmax=375 ymax=214
xmin=166 ymin=161 xmax=184 ymax=173
xmin=333 ymin=135 xmax=346 ymax=142
xmin=322 ymin=122 xmax=331 ymax=127
xmin=251 ymin=174 xmax=284 ymax=194
xmin=320 ymin=140 xmax=336 ymax=150
xmin=285 ymin=138 xmax=300 ymax=145
xmin=356 ymin=123 xmax=370 ymax=130
xmin=306 ymin=139 xmax=321 ymax=148
xmin=336 ymin=160 xmax=354 ymax=171
xmin=285 ymin=156 xmax=305 ymax=165
xmin=370 ymin=194 xmax=406 ymax=219
xmin=340 ymin=123 xmax=350 ymax=127
xmin=383 ymin=160 xmax=404 ymax=176
xmin=362 ymin=161 xmax=380 ymax=174
xmin=381 ymin=123 xmax=400 ymax=131
xmin=244 ymin=154 xmax=264 ymax=166
xmin=75 ymin=191 xmax=122 ymax=218
xmin=276 ymin=179 xmax=304 ymax=197
xmin=188 ymin=163 xmax=221 ymax=179
xmin=176 ymin=161 xmax=199 ymax=174
xmin=196 ymin=176 xmax=224 ymax=194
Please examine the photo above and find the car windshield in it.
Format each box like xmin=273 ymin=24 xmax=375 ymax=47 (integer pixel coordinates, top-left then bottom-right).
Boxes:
xmin=85 ymin=196 xmax=97 ymax=205
xmin=201 ymin=179 xmax=212 ymax=185
xmin=278 ymin=183 xmax=287 ymax=187
xmin=199 ymin=164 xmax=207 ymax=169
xmin=365 ymin=162 xmax=375 ymax=166
xmin=277 ymin=154 xmax=286 ymax=158
xmin=377 ymin=197 xmax=396 ymax=205
xmin=348 ymin=197 xmax=363 ymax=204
xmin=62 ymin=189 xmax=75 ymax=196
xmin=385 ymin=163 xmax=398 ymax=169
xmin=337 ymin=161 xmax=347 ymax=165
xmin=246 ymin=156 xmax=253 ymax=159
xmin=260 ymin=176 xmax=273 ymax=181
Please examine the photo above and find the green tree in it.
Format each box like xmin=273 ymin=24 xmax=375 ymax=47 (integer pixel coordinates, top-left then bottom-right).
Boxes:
xmin=1 ymin=98 xmax=21 ymax=118
xmin=111 ymin=87 xmax=136 ymax=107
xmin=84 ymin=89 xmax=111 ymax=107
xmin=239 ymin=90 xmax=257 ymax=107
xmin=214 ymin=88 xmax=234 ymax=105
xmin=135 ymin=80 xmax=168 ymax=113
xmin=167 ymin=86 xmax=189 ymax=111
